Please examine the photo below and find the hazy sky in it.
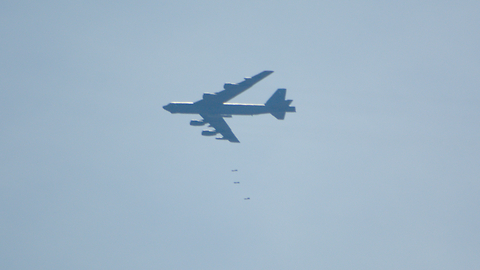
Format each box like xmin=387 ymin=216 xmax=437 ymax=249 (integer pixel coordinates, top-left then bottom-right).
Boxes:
xmin=1 ymin=1 xmax=479 ymax=269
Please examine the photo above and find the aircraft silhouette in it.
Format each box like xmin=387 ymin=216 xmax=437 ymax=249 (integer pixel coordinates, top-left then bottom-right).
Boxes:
xmin=163 ymin=71 xmax=295 ymax=142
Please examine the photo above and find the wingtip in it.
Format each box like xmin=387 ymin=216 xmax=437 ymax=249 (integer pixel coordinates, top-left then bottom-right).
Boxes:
xmin=215 ymin=137 xmax=240 ymax=143
xmin=253 ymin=70 xmax=273 ymax=79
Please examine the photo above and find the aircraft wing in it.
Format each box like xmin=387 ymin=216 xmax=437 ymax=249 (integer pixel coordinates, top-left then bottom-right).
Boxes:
xmin=200 ymin=114 xmax=240 ymax=143
xmin=195 ymin=70 xmax=273 ymax=105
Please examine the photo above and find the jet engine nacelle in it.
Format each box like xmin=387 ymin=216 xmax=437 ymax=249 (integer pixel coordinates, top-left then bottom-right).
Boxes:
xmin=203 ymin=93 xmax=218 ymax=102
xmin=223 ymin=83 xmax=237 ymax=90
xmin=202 ymin=92 xmax=217 ymax=101
xmin=202 ymin=130 xmax=217 ymax=136
xmin=190 ymin=120 xmax=205 ymax=126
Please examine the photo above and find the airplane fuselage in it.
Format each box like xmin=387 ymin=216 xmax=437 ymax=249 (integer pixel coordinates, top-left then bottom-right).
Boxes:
xmin=163 ymin=102 xmax=294 ymax=116
xmin=163 ymin=70 xmax=294 ymax=142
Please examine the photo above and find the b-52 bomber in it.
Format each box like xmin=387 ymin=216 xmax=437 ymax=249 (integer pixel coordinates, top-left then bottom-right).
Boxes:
xmin=163 ymin=71 xmax=295 ymax=143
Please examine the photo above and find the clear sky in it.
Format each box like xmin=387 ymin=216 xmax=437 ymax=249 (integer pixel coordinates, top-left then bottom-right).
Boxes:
xmin=1 ymin=1 xmax=479 ymax=269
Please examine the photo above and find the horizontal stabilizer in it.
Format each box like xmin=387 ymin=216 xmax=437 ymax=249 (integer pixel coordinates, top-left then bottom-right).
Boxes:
xmin=270 ymin=111 xmax=286 ymax=120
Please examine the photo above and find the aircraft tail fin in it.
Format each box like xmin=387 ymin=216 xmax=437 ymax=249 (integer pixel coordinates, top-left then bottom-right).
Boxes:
xmin=265 ymin=88 xmax=295 ymax=120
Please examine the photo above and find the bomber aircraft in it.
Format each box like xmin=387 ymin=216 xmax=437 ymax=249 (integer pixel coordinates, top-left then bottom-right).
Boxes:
xmin=163 ymin=71 xmax=295 ymax=143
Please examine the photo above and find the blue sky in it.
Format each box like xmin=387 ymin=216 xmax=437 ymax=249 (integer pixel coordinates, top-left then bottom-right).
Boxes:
xmin=1 ymin=1 xmax=479 ymax=269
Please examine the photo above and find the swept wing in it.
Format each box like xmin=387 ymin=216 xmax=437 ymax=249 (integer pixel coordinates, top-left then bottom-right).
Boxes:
xmin=200 ymin=114 xmax=240 ymax=143
xmin=195 ymin=70 xmax=273 ymax=105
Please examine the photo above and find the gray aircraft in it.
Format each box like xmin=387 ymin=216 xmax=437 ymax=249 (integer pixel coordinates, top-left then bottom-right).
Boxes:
xmin=163 ymin=71 xmax=295 ymax=143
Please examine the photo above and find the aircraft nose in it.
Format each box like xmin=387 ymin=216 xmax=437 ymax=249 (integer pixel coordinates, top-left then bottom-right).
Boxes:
xmin=163 ymin=104 xmax=170 ymax=112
